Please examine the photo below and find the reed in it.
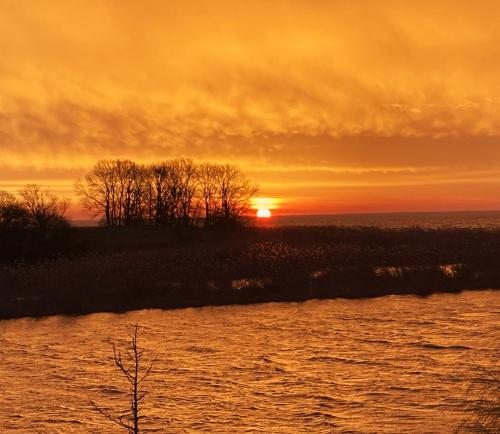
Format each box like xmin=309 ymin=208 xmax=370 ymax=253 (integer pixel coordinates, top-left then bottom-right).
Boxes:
xmin=1 ymin=226 xmax=499 ymax=318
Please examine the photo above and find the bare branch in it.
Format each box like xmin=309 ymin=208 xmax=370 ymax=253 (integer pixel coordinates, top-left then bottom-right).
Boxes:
xmin=90 ymin=324 xmax=156 ymax=434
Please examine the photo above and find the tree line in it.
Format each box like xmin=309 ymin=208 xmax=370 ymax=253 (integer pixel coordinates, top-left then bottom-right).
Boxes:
xmin=0 ymin=159 xmax=258 ymax=229
xmin=0 ymin=184 xmax=70 ymax=229
xmin=75 ymin=159 xmax=258 ymax=227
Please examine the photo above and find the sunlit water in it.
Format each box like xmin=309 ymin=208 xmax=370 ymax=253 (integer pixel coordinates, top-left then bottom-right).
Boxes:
xmin=0 ymin=291 xmax=498 ymax=433
xmin=74 ymin=210 xmax=500 ymax=229
xmin=263 ymin=211 xmax=500 ymax=228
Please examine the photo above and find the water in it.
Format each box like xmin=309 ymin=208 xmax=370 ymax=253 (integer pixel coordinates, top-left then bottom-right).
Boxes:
xmin=266 ymin=211 xmax=500 ymax=229
xmin=0 ymin=291 xmax=498 ymax=433
xmin=73 ymin=210 xmax=500 ymax=229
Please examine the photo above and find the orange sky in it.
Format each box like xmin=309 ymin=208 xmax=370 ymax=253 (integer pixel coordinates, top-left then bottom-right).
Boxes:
xmin=1 ymin=0 xmax=500 ymax=216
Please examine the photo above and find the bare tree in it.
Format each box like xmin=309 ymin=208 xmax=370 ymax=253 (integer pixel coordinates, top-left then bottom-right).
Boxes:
xmin=77 ymin=159 xmax=259 ymax=228
xmin=77 ymin=160 xmax=153 ymax=227
xmin=216 ymin=164 xmax=258 ymax=224
xmin=116 ymin=160 xmax=148 ymax=226
xmin=146 ymin=159 xmax=200 ymax=227
xmin=19 ymin=184 xmax=70 ymax=229
xmin=147 ymin=162 xmax=170 ymax=226
xmin=91 ymin=325 xmax=155 ymax=434
xmin=0 ymin=190 xmax=16 ymax=209
xmin=76 ymin=160 xmax=116 ymax=226
xmin=198 ymin=163 xmax=221 ymax=228
xmin=173 ymin=158 xmax=198 ymax=227
xmin=0 ymin=190 xmax=30 ymax=228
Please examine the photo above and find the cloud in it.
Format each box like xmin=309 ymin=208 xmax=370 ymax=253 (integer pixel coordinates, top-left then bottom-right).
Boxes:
xmin=1 ymin=0 xmax=500 ymax=212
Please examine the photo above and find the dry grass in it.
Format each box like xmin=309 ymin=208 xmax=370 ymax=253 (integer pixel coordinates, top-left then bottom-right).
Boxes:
xmin=456 ymin=368 xmax=500 ymax=434
xmin=1 ymin=226 xmax=500 ymax=318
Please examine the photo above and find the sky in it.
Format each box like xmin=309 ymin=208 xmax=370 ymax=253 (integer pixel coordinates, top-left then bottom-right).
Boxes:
xmin=1 ymin=0 xmax=500 ymax=216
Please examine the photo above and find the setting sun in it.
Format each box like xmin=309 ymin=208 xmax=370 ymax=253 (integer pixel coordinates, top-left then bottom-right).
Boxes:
xmin=256 ymin=208 xmax=272 ymax=218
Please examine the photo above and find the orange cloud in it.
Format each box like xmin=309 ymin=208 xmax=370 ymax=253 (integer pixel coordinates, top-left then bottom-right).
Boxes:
xmin=1 ymin=0 xmax=500 ymax=214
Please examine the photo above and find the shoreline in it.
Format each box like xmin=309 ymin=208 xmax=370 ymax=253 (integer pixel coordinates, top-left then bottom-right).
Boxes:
xmin=2 ymin=287 xmax=497 ymax=321
xmin=0 ymin=276 xmax=500 ymax=321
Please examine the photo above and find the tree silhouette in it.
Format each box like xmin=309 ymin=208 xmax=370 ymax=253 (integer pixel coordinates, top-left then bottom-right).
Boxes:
xmin=19 ymin=184 xmax=70 ymax=229
xmin=91 ymin=325 xmax=155 ymax=434
xmin=76 ymin=158 xmax=258 ymax=227
xmin=0 ymin=190 xmax=30 ymax=228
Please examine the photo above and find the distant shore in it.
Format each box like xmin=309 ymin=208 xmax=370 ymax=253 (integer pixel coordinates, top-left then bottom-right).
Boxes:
xmin=1 ymin=225 xmax=500 ymax=320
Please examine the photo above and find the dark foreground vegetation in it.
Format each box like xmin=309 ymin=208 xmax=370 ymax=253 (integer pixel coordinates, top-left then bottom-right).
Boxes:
xmin=1 ymin=225 xmax=500 ymax=319
xmin=457 ymin=368 xmax=500 ymax=434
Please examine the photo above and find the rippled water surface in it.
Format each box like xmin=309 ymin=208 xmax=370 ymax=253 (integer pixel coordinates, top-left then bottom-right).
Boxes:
xmin=75 ymin=210 xmax=500 ymax=229
xmin=267 ymin=211 xmax=500 ymax=228
xmin=0 ymin=291 xmax=498 ymax=433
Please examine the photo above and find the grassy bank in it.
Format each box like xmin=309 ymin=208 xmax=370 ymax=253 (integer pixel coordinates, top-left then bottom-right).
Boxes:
xmin=1 ymin=225 xmax=500 ymax=319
